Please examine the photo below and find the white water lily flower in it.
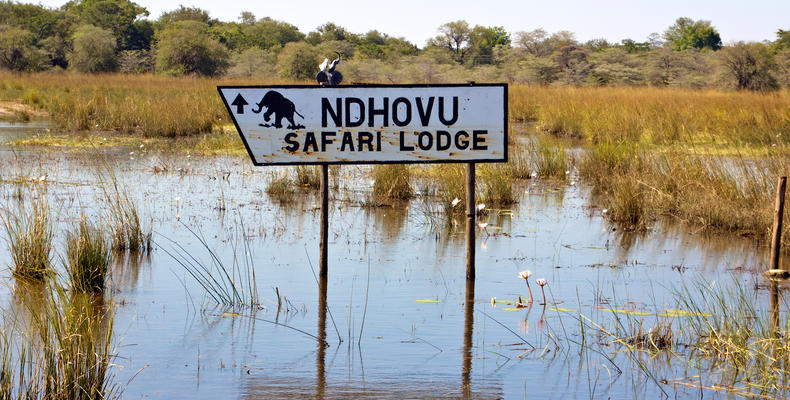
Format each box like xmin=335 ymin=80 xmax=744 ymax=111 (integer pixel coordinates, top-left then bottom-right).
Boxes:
xmin=602 ymin=209 xmax=608 ymax=214
xmin=174 ymin=196 xmax=181 ymax=202
xmin=477 ymin=204 xmax=486 ymax=211
xmin=565 ymin=170 xmax=570 ymax=175
xmin=451 ymin=198 xmax=461 ymax=207
xmin=519 ymin=270 xmax=532 ymax=279
xmin=536 ymin=278 xmax=548 ymax=287
xmin=478 ymin=222 xmax=488 ymax=229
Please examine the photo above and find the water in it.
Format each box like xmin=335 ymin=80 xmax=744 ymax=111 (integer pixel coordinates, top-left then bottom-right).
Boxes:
xmin=0 ymin=123 xmax=785 ymax=399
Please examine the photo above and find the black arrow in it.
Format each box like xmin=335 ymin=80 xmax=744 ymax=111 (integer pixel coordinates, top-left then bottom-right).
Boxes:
xmin=231 ymin=93 xmax=248 ymax=114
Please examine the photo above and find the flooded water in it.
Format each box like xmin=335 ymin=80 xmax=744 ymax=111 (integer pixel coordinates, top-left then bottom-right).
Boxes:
xmin=0 ymin=123 xmax=786 ymax=399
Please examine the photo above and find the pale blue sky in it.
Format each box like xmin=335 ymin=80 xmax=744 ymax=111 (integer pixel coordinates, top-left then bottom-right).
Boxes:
xmin=34 ymin=0 xmax=790 ymax=46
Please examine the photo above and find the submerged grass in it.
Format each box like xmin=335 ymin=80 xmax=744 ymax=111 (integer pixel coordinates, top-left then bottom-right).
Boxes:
xmin=1 ymin=193 xmax=53 ymax=281
xmin=569 ymin=278 xmax=790 ymax=397
xmin=0 ymin=283 xmax=118 ymax=399
xmin=65 ymin=218 xmax=112 ymax=293
xmin=161 ymin=221 xmax=260 ymax=309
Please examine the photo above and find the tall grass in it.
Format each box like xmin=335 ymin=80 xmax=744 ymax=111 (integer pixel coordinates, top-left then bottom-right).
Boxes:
xmin=0 ymin=284 xmax=118 ymax=399
xmin=1 ymin=194 xmax=53 ymax=280
xmin=161 ymin=221 xmax=260 ymax=309
xmin=65 ymin=218 xmax=112 ymax=293
xmin=373 ymin=165 xmax=412 ymax=201
xmin=510 ymin=85 xmax=790 ymax=146
xmin=96 ymin=163 xmax=151 ymax=252
xmin=295 ymin=166 xmax=321 ymax=189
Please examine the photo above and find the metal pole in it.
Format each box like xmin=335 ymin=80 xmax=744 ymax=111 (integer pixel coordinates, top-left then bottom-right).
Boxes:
xmin=466 ymin=162 xmax=476 ymax=281
xmin=461 ymin=278 xmax=475 ymax=396
xmin=770 ymin=176 xmax=787 ymax=272
xmin=320 ymin=164 xmax=329 ymax=280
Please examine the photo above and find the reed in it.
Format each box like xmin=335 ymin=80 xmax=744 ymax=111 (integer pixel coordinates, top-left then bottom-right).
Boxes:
xmin=65 ymin=218 xmax=112 ymax=293
xmin=0 ymin=283 xmax=118 ymax=399
xmin=372 ymin=164 xmax=413 ymax=201
xmin=160 ymin=221 xmax=260 ymax=309
xmin=510 ymin=85 xmax=790 ymax=146
xmin=95 ymin=162 xmax=151 ymax=252
xmin=265 ymin=170 xmax=297 ymax=202
xmin=1 ymin=193 xmax=53 ymax=280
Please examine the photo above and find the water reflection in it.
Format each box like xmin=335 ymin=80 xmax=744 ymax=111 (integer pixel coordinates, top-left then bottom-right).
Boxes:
xmin=462 ymin=278 xmax=474 ymax=398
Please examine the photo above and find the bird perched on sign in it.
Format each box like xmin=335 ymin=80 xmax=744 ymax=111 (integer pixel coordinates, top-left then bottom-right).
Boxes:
xmin=316 ymin=52 xmax=343 ymax=86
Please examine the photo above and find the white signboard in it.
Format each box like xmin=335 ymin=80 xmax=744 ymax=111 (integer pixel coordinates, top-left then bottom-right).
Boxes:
xmin=217 ymin=84 xmax=507 ymax=165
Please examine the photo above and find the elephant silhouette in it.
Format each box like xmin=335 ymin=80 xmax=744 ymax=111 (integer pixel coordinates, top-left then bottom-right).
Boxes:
xmin=251 ymin=91 xmax=305 ymax=129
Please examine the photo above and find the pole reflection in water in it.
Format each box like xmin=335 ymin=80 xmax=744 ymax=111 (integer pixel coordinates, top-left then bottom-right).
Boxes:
xmin=316 ymin=275 xmax=328 ymax=400
xmin=770 ymin=281 xmax=780 ymax=335
xmin=462 ymin=278 xmax=475 ymax=398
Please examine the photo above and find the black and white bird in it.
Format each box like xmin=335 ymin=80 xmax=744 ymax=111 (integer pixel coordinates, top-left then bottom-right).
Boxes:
xmin=316 ymin=53 xmax=342 ymax=86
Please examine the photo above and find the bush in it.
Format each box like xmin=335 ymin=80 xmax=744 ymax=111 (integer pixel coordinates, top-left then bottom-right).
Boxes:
xmin=69 ymin=25 xmax=118 ymax=73
xmin=155 ymin=20 xmax=230 ymax=76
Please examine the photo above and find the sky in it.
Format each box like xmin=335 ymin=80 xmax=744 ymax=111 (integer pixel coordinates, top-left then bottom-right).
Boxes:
xmin=33 ymin=0 xmax=790 ymax=47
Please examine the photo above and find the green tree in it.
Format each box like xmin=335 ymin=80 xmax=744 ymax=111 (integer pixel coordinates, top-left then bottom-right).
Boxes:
xmin=721 ymin=42 xmax=778 ymax=91
xmin=305 ymin=22 xmax=348 ymax=45
xmin=241 ymin=17 xmax=304 ymax=50
xmin=276 ymin=41 xmax=317 ymax=80
xmin=66 ymin=0 xmax=149 ymax=50
xmin=69 ymin=24 xmax=117 ymax=72
xmin=468 ymin=25 xmax=509 ymax=64
xmin=621 ymin=39 xmax=650 ymax=53
xmin=776 ymin=29 xmax=790 ymax=50
xmin=238 ymin=11 xmax=255 ymax=25
xmin=0 ymin=25 xmax=44 ymax=71
xmin=429 ymin=20 xmax=471 ymax=63
xmin=157 ymin=5 xmax=211 ymax=25
xmin=154 ymin=20 xmax=229 ymax=76
xmin=0 ymin=2 xmax=73 ymax=44
xmin=663 ymin=17 xmax=722 ymax=51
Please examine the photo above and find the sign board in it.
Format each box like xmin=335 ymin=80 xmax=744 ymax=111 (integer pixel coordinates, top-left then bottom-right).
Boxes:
xmin=217 ymin=84 xmax=507 ymax=166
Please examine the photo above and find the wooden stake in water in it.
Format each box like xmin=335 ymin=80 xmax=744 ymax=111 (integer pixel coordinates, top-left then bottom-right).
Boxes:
xmin=466 ymin=162 xmax=476 ymax=281
xmin=770 ymin=176 xmax=786 ymax=272
xmin=320 ymin=164 xmax=329 ymax=280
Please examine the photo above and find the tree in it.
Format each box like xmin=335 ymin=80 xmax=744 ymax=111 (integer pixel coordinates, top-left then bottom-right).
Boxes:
xmin=514 ymin=29 xmax=550 ymax=57
xmin=0 ymin=25 xmax=44 ymax=71
xmin=663 ymin=17 xmax=722 ymax=51
xmin=276 ymin=41 xmax=317 ymax=80
xmin=241 ymin=17 xmax=304 ymax=50
xmin=621 ymin=39 xmax=650 ymax=53
xmin=66 ymin=0 xmax=149 ymax=50
xmin=238 ymin=11 xmax=255 ymax=25
xmin=430 ymin=20 xmax=471 ymax=63
xmin=228 ymin=47 xmax=275 ymax=78
xmin=721 ymin=42 xmax=778 ymax=91
xmin=154 ymin=20 xmax=229 ymax=76
xmin=776 ymin=29 xmax=790 ymax=50
xmin=69 ymin=24 xmax=117 ymax=72
xmin=157 ymin=6 xmax=211 ymax=25
xmin=468 ymin=25 xmax=509 ymax=65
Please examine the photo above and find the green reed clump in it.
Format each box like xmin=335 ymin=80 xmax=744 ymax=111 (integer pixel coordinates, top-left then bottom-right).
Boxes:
xmin=373 ymin=165 xmax=413 ymax=200
xmin=0 ymin=283 xmax=118 ymax=399
xmin=1 ymin=195 xmax=54 ymax=280
xmin=97 ymin=164 xmax=151 ymax=253
xmin=424 ymin=164 xmax=467 ymax=213
xmin=508 ymin=143 xmax=532 ymax=179
xmin=66 ymin=219 xmax=112 ymax=293
xmin=478 ymin=164 xmax=515 ymax=205
xmin=533 ymin=139 xmax=567 ymax=180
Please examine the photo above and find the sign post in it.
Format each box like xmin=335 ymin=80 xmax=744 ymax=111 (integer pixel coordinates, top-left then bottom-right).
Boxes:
xmin=218 ymin=84 xmax=508 ymax=281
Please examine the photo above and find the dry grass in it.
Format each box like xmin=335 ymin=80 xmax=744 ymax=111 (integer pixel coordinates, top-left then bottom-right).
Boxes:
xmin=511 ymin=85 xmax=790 ymax=146
xmin=0 ymin=72 xmax=299 ymax=137
xmin=65 ymin=218 xmax=112 ymax=293
xmin=1 ymin=193 xmax=54 ymax=281
xmin=373 ymin=165 xmax=412 ymax=201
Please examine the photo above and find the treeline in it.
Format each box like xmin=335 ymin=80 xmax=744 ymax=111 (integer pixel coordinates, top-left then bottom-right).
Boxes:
xmin=1 ymin=1 xmax=789 ymax=90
